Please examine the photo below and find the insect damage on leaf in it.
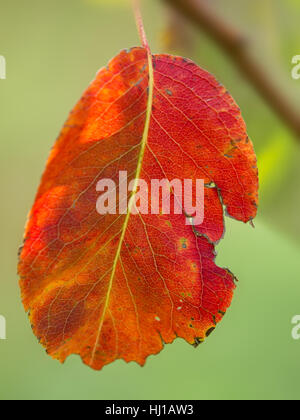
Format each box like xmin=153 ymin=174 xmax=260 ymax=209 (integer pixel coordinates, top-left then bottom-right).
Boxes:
xmin=18 ymin=46 xmax=258 ymax=371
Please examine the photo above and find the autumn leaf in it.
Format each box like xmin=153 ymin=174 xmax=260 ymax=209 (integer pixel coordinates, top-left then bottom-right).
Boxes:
xmin=18 ymin=27 xmax=258 ymax=370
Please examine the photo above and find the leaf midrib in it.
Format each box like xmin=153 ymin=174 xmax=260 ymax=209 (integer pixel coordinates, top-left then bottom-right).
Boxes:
xmin=90 ymin=51 xmax=154 ymax=365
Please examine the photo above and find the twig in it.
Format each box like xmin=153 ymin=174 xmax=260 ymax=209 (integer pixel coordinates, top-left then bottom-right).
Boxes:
xmin=163 ymin=0 xmax=300 ymax=140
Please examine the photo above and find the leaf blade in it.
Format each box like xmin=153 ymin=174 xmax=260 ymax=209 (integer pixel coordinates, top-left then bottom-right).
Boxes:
xmin=19 ymin=47 xmax=258 ymax=370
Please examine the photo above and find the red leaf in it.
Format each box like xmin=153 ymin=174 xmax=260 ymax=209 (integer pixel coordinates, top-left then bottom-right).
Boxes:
xmin=18 ymin=47 xmax=258 ymax=370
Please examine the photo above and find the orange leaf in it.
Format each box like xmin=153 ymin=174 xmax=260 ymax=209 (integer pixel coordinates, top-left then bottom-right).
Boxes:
xmin=18 ymin=47 xmax=258 ymax=370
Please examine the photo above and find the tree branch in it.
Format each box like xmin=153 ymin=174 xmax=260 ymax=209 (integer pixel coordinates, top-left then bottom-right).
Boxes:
xmin=163 ymin=0 xmax=300 ymax=140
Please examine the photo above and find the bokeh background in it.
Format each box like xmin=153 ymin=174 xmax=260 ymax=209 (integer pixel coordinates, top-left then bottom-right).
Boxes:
xmin=0 ymin=0 xmax=300 ymax=400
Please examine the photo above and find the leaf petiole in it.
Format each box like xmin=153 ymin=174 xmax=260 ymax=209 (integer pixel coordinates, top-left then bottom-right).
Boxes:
xmin=132 ymin=0 xmax=150 ymax=53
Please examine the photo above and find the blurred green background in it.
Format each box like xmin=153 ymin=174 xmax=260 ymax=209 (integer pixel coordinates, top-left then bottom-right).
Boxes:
xmin=0 ymin=0 xmax=300 ymax=400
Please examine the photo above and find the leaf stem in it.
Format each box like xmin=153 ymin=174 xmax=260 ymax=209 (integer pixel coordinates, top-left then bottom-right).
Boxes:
xmin=132 ymin=0 xmax=150 ymax=52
